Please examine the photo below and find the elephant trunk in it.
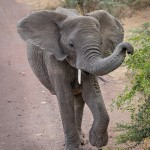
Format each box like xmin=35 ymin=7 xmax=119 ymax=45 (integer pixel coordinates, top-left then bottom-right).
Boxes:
xmin=77 ymin=42 xmax=134 ymax=76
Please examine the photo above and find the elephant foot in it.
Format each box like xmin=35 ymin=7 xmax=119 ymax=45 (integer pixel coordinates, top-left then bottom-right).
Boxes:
xmin=64 ymin=139 xmax=81 ymax=150
xmin=79 ymin=130 xmax=85 ymax=145
xmin=89 ymin=128 xmax=108 ymax=148
xmin=63 ymin=132 xmax=85 ymax=146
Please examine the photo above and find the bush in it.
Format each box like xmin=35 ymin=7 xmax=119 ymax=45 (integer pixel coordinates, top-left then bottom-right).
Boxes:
xmin=61 ymin=0 xmax=150 ymax=18
xmin=112 ymin=22 xmax=150 ymax=148
xmin=61 ymin=0 xmax=99 ymax=15
xmin=20 ymin=0 xmax=150 ymax=18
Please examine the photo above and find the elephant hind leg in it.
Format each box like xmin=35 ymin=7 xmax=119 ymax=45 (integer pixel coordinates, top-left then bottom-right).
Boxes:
xmin=74 ymin=93 xmax=85 ymax=145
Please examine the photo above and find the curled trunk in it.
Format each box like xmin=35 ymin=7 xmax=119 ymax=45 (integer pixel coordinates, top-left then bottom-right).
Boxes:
xmin=77 ymin=42 xmax=134 ymax=76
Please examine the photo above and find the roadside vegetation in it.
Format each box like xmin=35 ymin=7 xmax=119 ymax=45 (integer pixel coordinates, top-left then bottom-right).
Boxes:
xmin=18 ymin=0 xmax=150 ymax=18
xmin=112 ymin=22 xmax=150 ymax=149
xmin=60 ymin=0 xmax=150 ymax=18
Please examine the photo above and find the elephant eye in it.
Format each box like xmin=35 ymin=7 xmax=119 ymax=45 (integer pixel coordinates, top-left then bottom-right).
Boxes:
xmin=69 ymin=42 xmax=75 ymax=48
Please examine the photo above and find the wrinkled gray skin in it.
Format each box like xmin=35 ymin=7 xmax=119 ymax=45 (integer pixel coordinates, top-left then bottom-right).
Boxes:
xmin=17 ymin=7 xmax=134 ymax=150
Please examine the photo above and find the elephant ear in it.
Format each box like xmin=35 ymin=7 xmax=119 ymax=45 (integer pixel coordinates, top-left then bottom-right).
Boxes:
xmin=86 ymin=10 xmax=124 ymax=57
xmin=17 ymin=10 xmax=67 ymax=60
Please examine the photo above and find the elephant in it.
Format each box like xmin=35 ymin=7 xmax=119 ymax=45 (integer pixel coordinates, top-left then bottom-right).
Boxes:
xmin=17 ymin=7 xmax=134 ymax=150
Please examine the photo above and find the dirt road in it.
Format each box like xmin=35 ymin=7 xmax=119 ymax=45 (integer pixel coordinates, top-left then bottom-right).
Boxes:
xmin=0 ymin=0 xmax=149 ymax=149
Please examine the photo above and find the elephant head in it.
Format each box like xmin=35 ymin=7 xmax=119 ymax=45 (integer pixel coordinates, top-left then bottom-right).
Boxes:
xmin=17 ymin=9 xmax=133 ymax=81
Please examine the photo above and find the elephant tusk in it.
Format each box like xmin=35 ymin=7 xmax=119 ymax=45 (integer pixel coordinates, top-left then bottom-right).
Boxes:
xmin=78 ymin=69 xmax=81 ymax=84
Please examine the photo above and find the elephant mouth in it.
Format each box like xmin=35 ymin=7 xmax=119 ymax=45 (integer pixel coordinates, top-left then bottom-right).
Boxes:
xmin=66 ymin=56 xmax=76 ymax=68
xmin=65 ymin=57 xmax=82 ymax=84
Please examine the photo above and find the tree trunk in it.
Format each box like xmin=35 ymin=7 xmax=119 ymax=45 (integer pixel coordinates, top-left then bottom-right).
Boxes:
xmin=77 ymin=0 xmax=84 ymax=15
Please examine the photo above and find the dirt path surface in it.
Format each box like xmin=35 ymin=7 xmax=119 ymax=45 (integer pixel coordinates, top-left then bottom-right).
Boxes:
xmin=0 ymin=1 xmax=149 ymax=150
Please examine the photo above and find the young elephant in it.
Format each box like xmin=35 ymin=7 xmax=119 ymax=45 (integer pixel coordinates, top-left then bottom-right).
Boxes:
xmin=17 ymin=7 xmax=133 ymax=150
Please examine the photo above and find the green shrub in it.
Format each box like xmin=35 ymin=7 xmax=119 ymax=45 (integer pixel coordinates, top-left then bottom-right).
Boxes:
xmin=61 ymin=0 xmax=150 ymax=18
xmin=112 ymin=22 xmax=150 ymax=148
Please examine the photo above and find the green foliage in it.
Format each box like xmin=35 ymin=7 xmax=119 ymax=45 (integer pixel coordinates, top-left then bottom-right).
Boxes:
xmin=61 ymin=0 xmax=99 ymax=14
xmin=121 ymin=0 xmax=150 ymax=9
xmin=61 ymin=0 xmax=150 ymax=18
xmin=112 ymin=22 xmax=150 ymax=147
xmin=62 ymin=0 xmax=120 ymax=14
xmin=62 ymin=0 xmax=78 ymax=8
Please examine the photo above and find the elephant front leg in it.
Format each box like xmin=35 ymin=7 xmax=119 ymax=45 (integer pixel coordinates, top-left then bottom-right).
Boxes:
xmin=82 ymin=74 xmax=109 ymax=149
xmin=55 ymin=82 xmax=80 ymax=150
xmin=74 ymin=93 xmax=85 ymax=145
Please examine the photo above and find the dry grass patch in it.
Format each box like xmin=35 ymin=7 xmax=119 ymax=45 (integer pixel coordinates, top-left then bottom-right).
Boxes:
xmin=16 ymin=0 xmax=62 ymax=9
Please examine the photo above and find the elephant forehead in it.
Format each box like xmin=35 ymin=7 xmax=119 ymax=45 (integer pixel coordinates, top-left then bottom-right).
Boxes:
xmin=62 ymin=16 xmax=99 ymax=28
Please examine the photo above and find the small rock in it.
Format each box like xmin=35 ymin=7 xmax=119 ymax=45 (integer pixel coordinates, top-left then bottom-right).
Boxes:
xmin=19 ymin=72 xmax=26 ymax=76
xmin=35 ymin=133 xmax=43 ymax=136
